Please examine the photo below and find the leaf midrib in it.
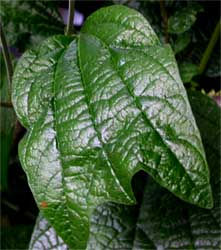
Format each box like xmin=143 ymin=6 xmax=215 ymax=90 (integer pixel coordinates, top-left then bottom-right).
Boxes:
xmin=51 ymin=46 xmax=77 ymax=246
xmin=77 ymin=38 xmax=133 ymax=204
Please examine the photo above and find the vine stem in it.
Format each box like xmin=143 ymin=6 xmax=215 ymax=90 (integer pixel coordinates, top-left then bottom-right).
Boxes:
xmin=65 ymin=0 xmax=75 ymax=36
xmin=199 ymin=19 xmax=220 ymax=75
xmin=0 ymin=23 xmax=25 ymax=154
xmin=159 ymin=0 xmax=169 ymax=44
xmin=0 ymin=23 xmax=13 ymax=94
xmin=0 ymin=101 xmax=13 ymax=108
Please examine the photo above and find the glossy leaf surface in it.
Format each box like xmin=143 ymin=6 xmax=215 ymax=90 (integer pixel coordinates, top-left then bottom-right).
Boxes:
xmin=29 ymin=92 xmax=221 ymax=250
xmin=12 ymin=5 xmax=212 ymax=249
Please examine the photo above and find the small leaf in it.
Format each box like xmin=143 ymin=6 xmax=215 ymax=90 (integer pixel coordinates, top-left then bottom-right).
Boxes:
xmin=179 ymin=62 xmax=199 ymax=83
xmin=168 ymin=3 xmax=203 ymax=34
xmin=173 ymin=32 xmax=191 ymax=54
xmin=12 ymin=5 xmax=213 ymax=249
xmin=29 ymin=91 xmax=221 ymax=250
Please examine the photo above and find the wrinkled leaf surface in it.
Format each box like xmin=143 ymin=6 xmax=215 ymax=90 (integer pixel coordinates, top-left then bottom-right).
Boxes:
xmin=29 ymin=91 xmax=220 ymax=250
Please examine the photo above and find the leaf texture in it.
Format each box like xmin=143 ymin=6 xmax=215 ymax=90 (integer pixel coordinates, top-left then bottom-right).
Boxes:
xmin=12 ymin=35 xmax=73 ymax=127
xmin=29 ymin=215 xmax=68 ymax=250
xmin=12 ymin=5 xmax=213 ymax=249
xmin=29 ymin=92 xmax=221 ymax=250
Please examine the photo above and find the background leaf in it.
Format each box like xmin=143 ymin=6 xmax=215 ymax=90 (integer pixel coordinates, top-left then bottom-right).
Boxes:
xmin=173 ymin=32 xmax=191 ymax=54
xmin=168 ymin=3 xmax=203 ymax=34
xmin=0 ymin=0 xmax=64 ymax=51
xmin=178 ymin=62 xmax=199 ymax=83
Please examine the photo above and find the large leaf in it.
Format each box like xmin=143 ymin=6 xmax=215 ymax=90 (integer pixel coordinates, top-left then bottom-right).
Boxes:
xmin=29 ymin=91 xmax=221 ymax=250
xmin=12 ymin=5 xmax=212 ymax=249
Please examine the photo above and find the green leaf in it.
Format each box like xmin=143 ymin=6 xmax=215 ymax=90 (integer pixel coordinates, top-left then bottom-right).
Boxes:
xmin=29 ymin=215 xmax=68 ymax=250
xmin=179 ymin=62 xmax=199 ymax=83
xmin=173 ymin=32 xmax=191 ymax=54
xmin=168 ymin=3 xmax=203 ymax=34
xmin=12 ymin=5 xmax=213 ymax=249
xmin=12 ymin=35 xmax=74 ymax=127
xmin=29 ymin=91 xmax=221 ymax=250
xmin=188 ymin=91 xmax=221 ymax=189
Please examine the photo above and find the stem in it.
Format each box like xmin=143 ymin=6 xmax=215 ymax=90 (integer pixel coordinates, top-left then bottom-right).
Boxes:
xmin=0 ymin=23 xmax=13 ymax=93
xmin=2 ymin=199 xmax=19 ymax=212
xmin=65 ymin=0 xmax=75 ymax=36
xmin=199 ymin=19 xmax=220 ymax=75
xmin=159 ymin=0 xmax=169 ymax=43
xmin=0 ymin=101 xmax=13 ymax=108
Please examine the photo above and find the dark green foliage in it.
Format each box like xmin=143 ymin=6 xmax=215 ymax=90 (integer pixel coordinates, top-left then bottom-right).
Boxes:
xmin=0 ymin=54 xmax=16 ymax=190
xmin=179 ymin=62 xmax=199 ymax=83
xmin=206 ymin=46 xmax=221 ymax=78
xmin=168 ymin=2 xmax=203 ymax=34
xmin=0 ymin=0 xmax=64 ymax=51
xmin=173 ymin=32 xmax=191 ymax=54
xmin=128 ymin=0 xmax=220 ymax=90
xmin=1 ymin=225 xmax=33 ymax=249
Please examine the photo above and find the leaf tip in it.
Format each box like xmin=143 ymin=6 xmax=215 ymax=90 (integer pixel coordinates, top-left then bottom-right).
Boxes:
xmin=197 ymin=185 xmax=214 ymax=209
xmin=204 ymin=195 xmax=214 ymax=209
